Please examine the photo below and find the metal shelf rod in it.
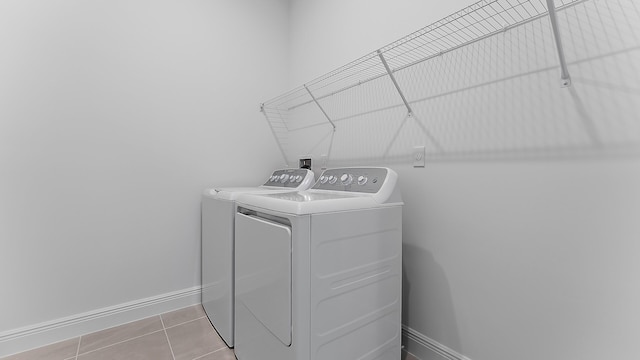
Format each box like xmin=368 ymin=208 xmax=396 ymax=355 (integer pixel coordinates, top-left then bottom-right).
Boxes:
xmin=546 ymin=0 xmax=572 ymax=87
xmin=304 ymin=85 xmax=336 ymax=130
xmin=377 ymin=50 xmax=414 ymax=115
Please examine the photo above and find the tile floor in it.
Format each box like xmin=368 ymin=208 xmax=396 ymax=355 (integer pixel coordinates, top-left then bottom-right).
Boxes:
xmin=2 ymin=304 xmax=419 ymax=360
xmin=1 ymin=305 xmax=234 ymax=360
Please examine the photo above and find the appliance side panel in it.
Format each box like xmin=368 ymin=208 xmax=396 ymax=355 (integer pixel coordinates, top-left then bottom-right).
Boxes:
xmin=201 ymin=197 xmax=235 ymax=346
xmin=310 ymin=206 xmax=403 ymax=360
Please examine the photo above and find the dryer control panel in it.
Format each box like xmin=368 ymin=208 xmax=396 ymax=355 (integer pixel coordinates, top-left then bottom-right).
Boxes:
xmin=263 ymin=169 xmax=315 ymax=188
xmin=313 ymin=167 xmax=388 ymax=193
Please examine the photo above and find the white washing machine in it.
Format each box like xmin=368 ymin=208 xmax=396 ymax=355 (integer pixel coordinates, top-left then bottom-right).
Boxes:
xmin=201 ymin=168 xmax=315 ymax=348
xmin=234 ymin=167 xmax=403 ymax=360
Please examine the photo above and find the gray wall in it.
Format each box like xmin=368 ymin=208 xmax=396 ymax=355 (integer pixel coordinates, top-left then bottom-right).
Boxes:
xmin=0 ymin=0 xmax=288 ymax=347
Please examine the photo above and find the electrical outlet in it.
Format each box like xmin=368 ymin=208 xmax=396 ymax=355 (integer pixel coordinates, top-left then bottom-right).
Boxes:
xmin=413 ymin=146 xmax=425 ymax=167
xmin=320 ymin=154 xmax=328 ymax=170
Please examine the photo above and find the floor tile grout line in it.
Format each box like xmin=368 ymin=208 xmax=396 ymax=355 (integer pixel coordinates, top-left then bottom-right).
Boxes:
xmin=163 ymin=315 xmax=208 ymax=331
xmin=191 ymin=346 xmax=228 ymax=360
xmin=77 ymin=328 xmax=165 ymax=357
xmin=160 ymin=315 xmax=177 ymax=360
xmin=75 ymin=314 xmax=164 ymax=356
xmin=75 ymin=335 xmax=82 ymax=360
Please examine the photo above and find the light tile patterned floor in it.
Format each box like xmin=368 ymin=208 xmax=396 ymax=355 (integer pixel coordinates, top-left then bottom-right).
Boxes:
xmin=1 ymin=305 xmax=235 ymax=360
xmin=2 ymin=304 xmax=419 ymax=360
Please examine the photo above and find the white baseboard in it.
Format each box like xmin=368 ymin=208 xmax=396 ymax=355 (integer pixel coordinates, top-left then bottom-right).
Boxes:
xmin=402 ymin=325 xmax=472 ymax=360
xmin=0 ymin=286 xmax=202 ymax=358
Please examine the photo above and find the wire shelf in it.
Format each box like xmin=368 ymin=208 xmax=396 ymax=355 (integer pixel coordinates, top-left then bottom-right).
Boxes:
xmin=261 ymin=0 xmax=640 ymax=165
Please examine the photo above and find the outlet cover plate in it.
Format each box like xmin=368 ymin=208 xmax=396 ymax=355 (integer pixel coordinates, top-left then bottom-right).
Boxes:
xmin=413 ymin=146 xmax=425 ymax=167
xmin=320 ymin=154 xmax=328 ymax=170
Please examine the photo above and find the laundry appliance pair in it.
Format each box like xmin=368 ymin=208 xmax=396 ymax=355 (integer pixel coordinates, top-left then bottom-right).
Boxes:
xmin=233 ymin=167 xmax=403 ymax=360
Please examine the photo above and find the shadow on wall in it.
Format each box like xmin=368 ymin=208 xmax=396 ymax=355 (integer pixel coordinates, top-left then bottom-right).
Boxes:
xmin=402 ymin=243 xmax=462 ymax=354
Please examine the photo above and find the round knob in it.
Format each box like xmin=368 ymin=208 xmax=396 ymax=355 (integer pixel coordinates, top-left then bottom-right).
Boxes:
xmin=280 ymin=174 xmax=289 ymax=183
xmin=328 ymin=175 xmax=337 ymax=184
xmin=357 ymin=175 xmax=368 ymax=185
xmin=296 ymin=175 xmax=303 ymax=183
xmin=319 ymin=175 xmax=328 ymax=184
xmin=340 ymin=173 xmax=353 ymax=185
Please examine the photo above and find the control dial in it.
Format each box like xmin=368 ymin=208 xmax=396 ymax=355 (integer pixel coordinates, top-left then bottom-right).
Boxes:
xmin=357 ymin=175 xmax=368 ymax=185
xmin=319 ymin=175 xmax=328 ymax=184
xmin=328 ymin=175 xmax=337 ymax=184
xmin=340 ymin=173 xmax=353 ymax=186
xmin=280 ymin=174 xmax=290 ymax=183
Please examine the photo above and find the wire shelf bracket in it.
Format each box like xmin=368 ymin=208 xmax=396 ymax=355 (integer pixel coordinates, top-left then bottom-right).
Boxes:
xmin=304 ymin=85 xmax=337 ymax=131
xmin=378 ymin=50 xmax=414 ymax=116
xmin=546 ymin=0 xmax=572 ymax=87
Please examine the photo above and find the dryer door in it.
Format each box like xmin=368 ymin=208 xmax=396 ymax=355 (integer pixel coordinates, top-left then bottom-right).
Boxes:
xmin=235 ymin=213 xmax=292 ymax=346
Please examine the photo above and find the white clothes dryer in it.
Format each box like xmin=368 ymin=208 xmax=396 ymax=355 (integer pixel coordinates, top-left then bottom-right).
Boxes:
xmin=234 ymin=167 xmax=403 ymax=360
xmin=201 ymin=168 xmax=315 ymax=348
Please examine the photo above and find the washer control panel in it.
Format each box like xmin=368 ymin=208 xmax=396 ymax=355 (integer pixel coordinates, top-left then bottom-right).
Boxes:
xmin=313 ymin=168 xmax=388 ymax=193
xmin=263 ymin=168 xmax=314 ymax=188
